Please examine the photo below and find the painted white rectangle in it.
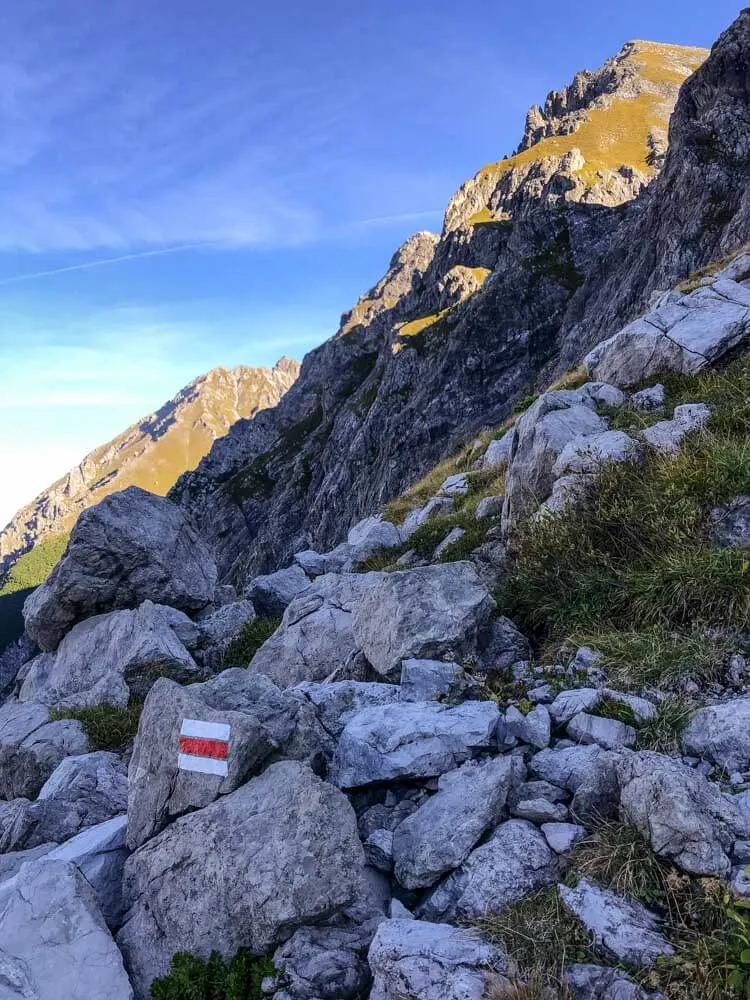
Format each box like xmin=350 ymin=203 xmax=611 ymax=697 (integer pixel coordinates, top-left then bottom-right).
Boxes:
xmin=180 ymin=718 xmax=231 ymax=742
xmin=177 ymin=753 xmax=229 ymax=777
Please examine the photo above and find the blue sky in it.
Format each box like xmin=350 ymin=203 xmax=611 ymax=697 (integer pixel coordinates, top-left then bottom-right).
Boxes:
xmin=0 ymin=0 xmax=742 ymax=527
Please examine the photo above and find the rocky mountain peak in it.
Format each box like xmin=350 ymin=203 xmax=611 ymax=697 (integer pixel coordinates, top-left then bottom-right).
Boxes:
xmin=444 ymin=39 xmax=707 ymax=231
xmin=0 ymin=358 xmax=300 ymax=583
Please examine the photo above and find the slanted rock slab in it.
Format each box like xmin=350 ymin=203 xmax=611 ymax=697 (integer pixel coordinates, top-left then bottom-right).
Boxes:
xmin=683 ymin=698 xmax=750 ymax=774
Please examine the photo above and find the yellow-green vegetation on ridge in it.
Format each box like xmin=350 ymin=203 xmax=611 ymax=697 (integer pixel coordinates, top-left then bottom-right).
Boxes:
xmin=397 ymin=307 xmax=451 ymax=339
xmin=473 ymin=42 xmax=706 ymax=196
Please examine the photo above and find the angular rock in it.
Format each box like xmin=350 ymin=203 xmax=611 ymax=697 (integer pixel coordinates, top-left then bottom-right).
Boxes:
xmin=272 ymin=920 xmax=377 ymax=1000
xmin=331 ymin=701 xmax=500 ymax=788
xmin=346 ymin=516 xmax=403 ymax=564
xmin=352 ymin=563 xmax=495 ymax=676
xmin=368 ymin=918 xmax=507 ymax=1000
xmin=249 ymin=572 xmax=384 ymax=687
xmin=399 ymin=659 xmax=460 ymax=702
xmin=23 ymin=486 xmax=216 ymax=651
xmin=293 ymin=549 xmax=328 ymax=577
xmin=559 ymin=878 xmax=674 ymax=967
xmin=418 ymin=818 xmax=558 ymax=922
xmin=512 ymin=798 xmax=568 ymax=824
xmin=617 ymin=751 xmax=749 ymax=875
xmin=475 ymin=495 xmax=505 ymax=520
xmin=194 ymin=600 xmax=256 ymax=666
xmin=433 ymin=526 xmax=466 ymax=559
xmin=127 ymin=670 xmax=328 ymax=849
xmin=566 ymin=962 xmax=662 ymax=999
xmin=502 ymin=390 xmax=607 ymax=530
xmin=476 ymin=616 xmax=531 ymax=676
xmin=579 ymin=381 xmax=626 ymax=408
xmin=552 ymin=430 xmax=640 ymax=477
xmin=682 ymin=698 xmax=750 ymax=774
xmin=246 ymin=565 xmax=310 ymax=617
xmin=439 ymin=474 xmax=469 ymax=497
xmin=530 ymin=745 xmax=620 ymax=822
xmin=498 ymin=704 xmax=551 ymax=749
xmin=364 ymin=829 xmax=394 ymax=872
xmin=480 ymin=430 xmax=514 ymax=471
xmin=19 ymin=601 xmax=202 ymax=710
xmin=0 ymin=716 xmax=90 ymax=800
xmin=117 ymin=761 xmax=365 ymax=999
xmin=47 ymin=814 xmax=128 ymax=928
xmin=710 ymin=496 xmax=750 ymax=548
xmin=549 ymin=689 xmax=601 ymax=724
xmin=642 ymin=402 xmax=711 ymax=454
xmin=401 ymin=497 xmax=455 ymax=540
xmin=630 ymin=384 xmax=666 ymax=412
xmin=0 ymin=859 xmax=133 ymax=999
xmin=542 ymin=822 xmax=587 ymax=854
xmin=392 ymin=755 xmax=523 ymax=889
xmin=567 ymin=712 xmax=636 ymax=750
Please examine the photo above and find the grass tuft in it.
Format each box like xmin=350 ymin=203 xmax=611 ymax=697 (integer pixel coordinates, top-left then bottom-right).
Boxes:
xmin=151 ymin=950 xmax=274 ymax=1000
xmin=51 ymin=699 xmax=144 ymax=752
xmin=223 ymin=617 xmax=281 ymax=665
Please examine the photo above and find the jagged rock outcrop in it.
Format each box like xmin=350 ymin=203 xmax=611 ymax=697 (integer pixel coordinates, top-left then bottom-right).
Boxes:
xmin=0 ymin=359 xmax=299 ymax=583
xmin=171 ymin=36 xmax=721 ymax=584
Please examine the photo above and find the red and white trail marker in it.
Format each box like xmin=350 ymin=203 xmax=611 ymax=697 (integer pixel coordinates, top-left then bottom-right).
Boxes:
xmin=178 ymin=719 xmax=230 ymax=777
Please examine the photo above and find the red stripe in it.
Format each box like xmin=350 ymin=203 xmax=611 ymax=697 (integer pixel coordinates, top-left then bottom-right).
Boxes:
xmin=178 ymin=736 xmax=229 ymax=760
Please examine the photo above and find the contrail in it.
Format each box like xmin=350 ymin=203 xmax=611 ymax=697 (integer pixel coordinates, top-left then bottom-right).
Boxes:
xmin=0 ymin=239 xmax=226 ymax=287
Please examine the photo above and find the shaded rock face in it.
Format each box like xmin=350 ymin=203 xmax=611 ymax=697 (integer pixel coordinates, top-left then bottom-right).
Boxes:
xmin=170 ymin=30 xmax=737 ymax=585
xmin=23 ymin=487 xmax=217 ymax=651
xmin=117 ymin=761 xmax=365 ymax=999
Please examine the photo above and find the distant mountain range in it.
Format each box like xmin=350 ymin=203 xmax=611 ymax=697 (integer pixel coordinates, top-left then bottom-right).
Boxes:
xmin=0 ymin=357 xmax=300 ymax=586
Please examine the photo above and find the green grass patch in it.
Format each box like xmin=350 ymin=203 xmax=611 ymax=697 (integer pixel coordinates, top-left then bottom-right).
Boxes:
xmin=223 ymin=617 xmax=281 ymax=665
xmin=151 ymin=950 xmax=275 ymax=1000
xmin=51 ymin=699 xmax=144 ymax=752
xmin=635 ymin=695 xmax=695 ymax=753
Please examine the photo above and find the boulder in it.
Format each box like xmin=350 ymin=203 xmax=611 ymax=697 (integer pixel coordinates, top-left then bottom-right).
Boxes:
xmin=401 ymin=497 xmax=455 ymax=539
xmin=541 ymin=822 xmax=587 ymax=854
xmin=23 ymin=487 xmax=216 ymax=651
xmin=475 ymin=495 xmax=505 ymax=520
xmin=476 ymin=616 xmax=531 ymax=676
xmin=418 ymin=818 xmax=558 ymax=922
xmin=47 ymin=814 xmax=128 ymax=928
xmin=433 ymin=527 xmax=465 ymax=559
xmin=710 ymin=496 xmax=750 ymax=548
xmin=630 ymin=384 xmax=666 ymax=412
xmin=0 ymin=860 xmax=133 ymax=999
xmin=642 ymin=403 xmax=710 ymax=454
xmin=498 ymin=704 xmax=551 ymax=750
xmin=566 ymin=712 xmax=636 ymax=750
xmin=616 ymin=751 xmax=749 ymax=875
xmin=293 ymin=549 xmax=328 ymax=577
xmin=392 ymin=755 xmax=524 ymax=889
xmin=346 ymin=516 xmax=403 ymax=564
xmin=502 ymin=390 xmax=607 ymax=530
xmin=245 ymin=565 xmax=310 ymax=617
xmin=559 ymin=879 xmax=674 ymax=967
xmin=194 ymin=600 xmax=256 ymax=666
xmin=0 ymin=700 xmax=89 ymax=800
xmin=19 ymin=601 xmax=202 ymax=709
xmin=530 ymin=745 xmax=620 ymax=822
xmin=293 ymin=680 xmax=401 ymax=738
xmin=127 ymin=670 xmax=329 ymax=849
xmin=0 ymin=634 xmax=36 ymax=697
xmin=682 ymin=698 xmax=750 ymax=774
xmin=272 ymin=920 xmax=378 ymax=1000
xmin=249 ymin=573 xmax=384 ymax=687
xmin=399 ymin=659 xmax=460 ymax=702
xmin=512 ymin=798 xmax=568 ymax=824
xmin=566 ymin=962 xmax=662 ymax=999
xmin=351 ymin=563 xmax=495 ymax=676
xmin=551 ymin=430 xmax=640 ymax=478
xmin=578 ymin=381 xmax=626 ymax=408
xmin=549 ymin=689 xmax=601 ymax=724
xmin=117 ymin=761 xmax=365 ymax=999
xmin=368 ymin=919 xmax=507 ymax=1000
xmin=585 ymin=280 xmax=750 ymax=386
xmin=331 ymin=701 xmax=500 ymax=788
xmin=364 ymin=829 xmax=394 ymax=872
xmin=438 ymin=474 xmax=469 ymax=497
xmin=480 ymin=430 xmax=514 ymax=471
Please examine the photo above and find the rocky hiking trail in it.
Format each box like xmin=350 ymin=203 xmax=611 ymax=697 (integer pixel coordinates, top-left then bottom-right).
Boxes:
xmin=3 ymin=10 xmax=750 ymax=1000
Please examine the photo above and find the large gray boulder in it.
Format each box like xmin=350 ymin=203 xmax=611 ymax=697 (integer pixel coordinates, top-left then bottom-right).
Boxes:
xmin=293 ymin=680 xmax=401 ymax=738
xmin=117 ymin=761 xmax=365 ymax=999
xmin=249 ymin=573 xmax=385 ymax=687
xmin=19 ymin=601 xmax=202 ymax=709
xmin=271 ymin=918 xmax=381 ymax=1000
xmin=0 ymin=701 xmax=89 ymax=800
xmin=0 ymin=859 xmax=133 ymax=999
xmin=346 ymin=516 xmax=402 ymax=564
xmin=0 ymin=752 xmax=128 ymax=853
xmin=585 ymin=280 xmax=750 ymax=387
xmin=616 ymin=751 xmax=749 ymax=875
xmin=683 ymin=698 xmax=750 ymax=774
xmin=392 ymin=755 xmax=524 ymax=889
xmin=502 ymin=390 xmax=607 ymax=530
xmin=418 ymin=819 xmax=558 ymax=922
xmin=245 ymin=565 xmax=310 ymax=617
xmin=127 ymin=670 xmax=328 ymax=849
xmin=331 ymin=701 xmax=501 ymax=788
xmin=351 ymin=563 xmax=495 ymax=676
xmin=23 ymin=487 xmax=217 ymax=651
xmin=559 ymin=879 xmax=674 ymax=967
xmin=47 ymin=814 xmax=129 ymax=929
xmin=368 ymin=919 xmax=507 ymax=1000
